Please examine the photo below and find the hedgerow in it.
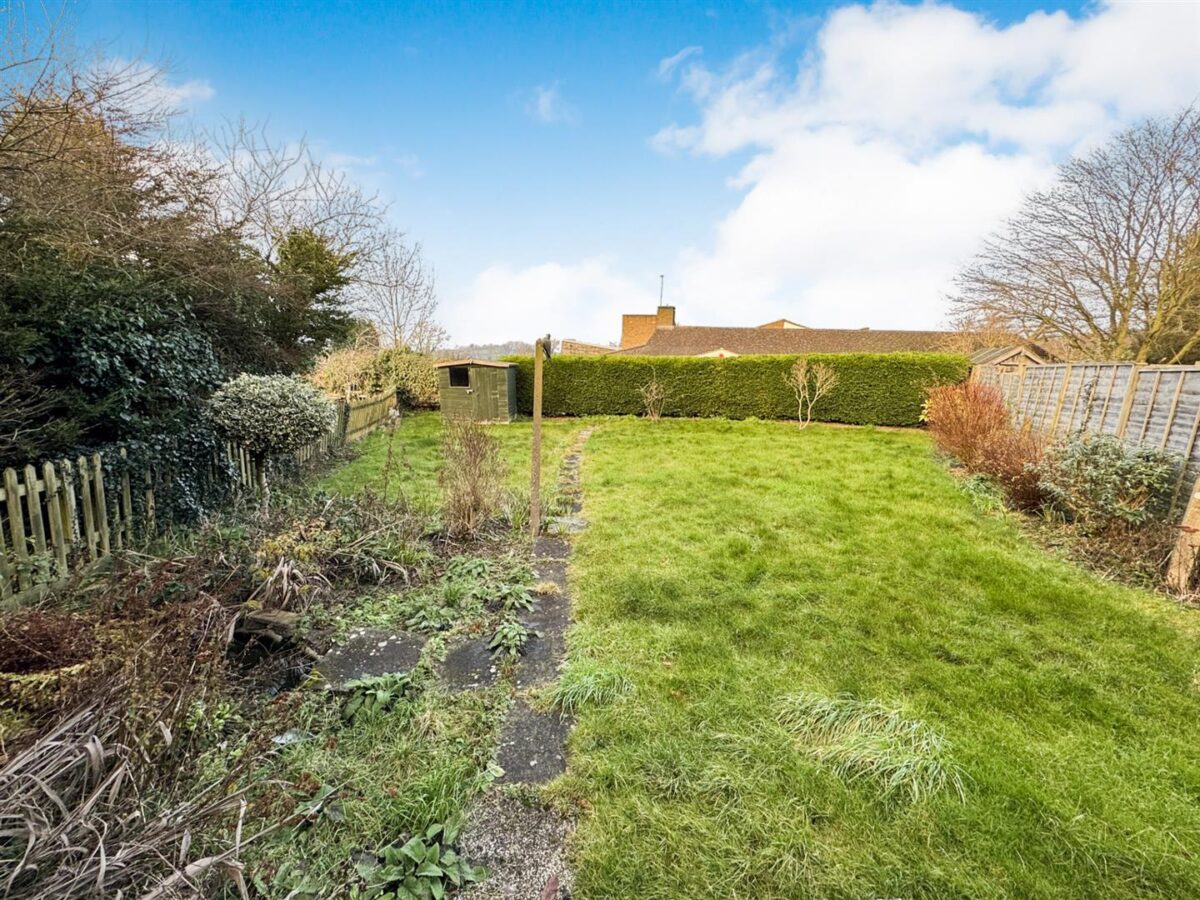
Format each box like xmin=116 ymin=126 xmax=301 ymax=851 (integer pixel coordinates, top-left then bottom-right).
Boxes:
xmin=504 ymin=353 xmax=970 ymax=426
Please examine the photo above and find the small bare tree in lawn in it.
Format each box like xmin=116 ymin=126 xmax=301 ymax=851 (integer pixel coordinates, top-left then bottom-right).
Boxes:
xmin=638 ymin=369 xmax=670 ymax=422
xmin=440 ymin=417 xmax=506 ymax=536
xmin=784 ymin=359 xmax=838 ymax=429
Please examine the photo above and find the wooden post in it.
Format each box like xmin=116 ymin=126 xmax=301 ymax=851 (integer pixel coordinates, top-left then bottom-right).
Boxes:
xmin=77 ymin=456 xmax=97 ymax=562
xmin=1114 ymin=364 xmax=1141 ymax=440
xmin=23 ymin=464 xmax=46 ymax=558
xmin=145 ymin=465 xmax=156 ymax=538
xmin=43 ymin=462 xmax=67 ymax=577
xmin=4 ymin=467 xmax=29 ymax=592
xmin=530 ymin=335 xmax=551 ymax=540
xmin=92 ymin=454 xmax=110 ymax=557
xmin=1169 ymin=484 xmax=1200 ymax=592
xmin=120 ymin=448 xmax=135 ymax=546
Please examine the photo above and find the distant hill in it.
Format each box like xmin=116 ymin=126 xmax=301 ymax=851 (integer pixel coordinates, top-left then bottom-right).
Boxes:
xmin=438 ymin=341 xmax=534 ymax=360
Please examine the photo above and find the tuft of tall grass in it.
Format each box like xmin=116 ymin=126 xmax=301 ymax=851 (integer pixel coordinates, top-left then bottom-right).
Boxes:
xmin=777 ymin=692 xmax=967 ymax=804
xmin=548 ymin=660 xmax=633 ymax=713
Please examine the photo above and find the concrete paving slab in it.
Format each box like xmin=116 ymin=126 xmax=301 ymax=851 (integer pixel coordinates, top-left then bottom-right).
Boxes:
xmin=495 ymin=700 xmax=570 ymax=785
xmin=316 ymin=628 xmax=425 ymax=691
xmin=459 ymin=793 xmax=573 ymax=899
xmin=439 ymin=637 xmax=501 ymax=689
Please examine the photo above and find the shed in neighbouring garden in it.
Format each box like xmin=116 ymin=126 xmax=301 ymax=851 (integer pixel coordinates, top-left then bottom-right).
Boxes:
xmin=433 ymin=359 xmax=517 ymax=423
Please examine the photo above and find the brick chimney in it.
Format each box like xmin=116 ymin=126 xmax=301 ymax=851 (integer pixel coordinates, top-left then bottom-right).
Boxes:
xmin=656 ymin=305 xmax=676 ymax=327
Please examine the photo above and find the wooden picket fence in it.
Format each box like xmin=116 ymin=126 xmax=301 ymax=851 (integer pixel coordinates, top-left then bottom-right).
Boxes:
xmin=0 ymin=392 xmax=396 ymax=604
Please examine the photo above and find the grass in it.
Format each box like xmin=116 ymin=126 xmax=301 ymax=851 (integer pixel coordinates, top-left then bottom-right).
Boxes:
xmin=559 ymin=418 xmax=1200 ymax=898
xmin=247 ymin=672 xmax=509 ymax=894
xmin=320 ymin=411 xmax=590 ymax=510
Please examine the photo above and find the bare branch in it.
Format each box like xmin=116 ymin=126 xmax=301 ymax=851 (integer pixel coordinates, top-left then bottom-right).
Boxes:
xmin=952 ymin=106 xmax=1200 ymax=363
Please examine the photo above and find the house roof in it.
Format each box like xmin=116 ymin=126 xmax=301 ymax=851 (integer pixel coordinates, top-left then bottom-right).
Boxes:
xmin=758 ymin=318 xmax=808 ymax=329
xmin=432 ymin=358 xmax=515 ymax=368
xmin=615 ymin=325 xmax=955 ymax=356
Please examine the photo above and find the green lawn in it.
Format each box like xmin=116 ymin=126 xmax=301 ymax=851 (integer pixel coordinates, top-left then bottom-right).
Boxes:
xmin=320 ymin=415 xmax=1200 ymax=897
xmin=561 ymin=418 xmax=1200 ymax=898
xmin=320 ymin=412 xmax=590 ymax=511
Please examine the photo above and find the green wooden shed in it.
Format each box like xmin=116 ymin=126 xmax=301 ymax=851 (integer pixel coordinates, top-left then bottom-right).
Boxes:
xmin=433 ymin=359 xmax=517 ymax=423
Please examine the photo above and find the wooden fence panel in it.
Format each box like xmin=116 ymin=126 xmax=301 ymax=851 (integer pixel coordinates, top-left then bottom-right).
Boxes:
xmin=976 ymin=361 xmax=1200 ymax=511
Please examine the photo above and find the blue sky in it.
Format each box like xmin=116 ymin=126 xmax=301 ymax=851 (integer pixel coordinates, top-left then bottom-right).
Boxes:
xmin=72 ymin=0 xmax=1197 ymax=345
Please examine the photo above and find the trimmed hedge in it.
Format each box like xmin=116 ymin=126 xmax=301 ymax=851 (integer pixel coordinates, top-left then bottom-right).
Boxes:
xmin=504 ymin=353 xmax=971 ymax=426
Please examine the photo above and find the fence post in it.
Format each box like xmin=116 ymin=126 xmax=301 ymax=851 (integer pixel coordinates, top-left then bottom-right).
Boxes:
xmin=120 ymin=448 xmax=135 ymax=546
xmin=1114 ymin=364 xmax=1142 ymax=440
xmin=337 ymin=400 xmax=350 ymax=446
xmin=0 ymin=492 xmax=10 ymax=603
xmin=530 ymin=335 xmax=550 ymax=540
xmin=92 ymin=454 xmax=110 ymax=557
xmin=77 ymin=456 xmax=97 ymax=561
xmin=23 ymin=464 xmax=46 ymax=559
xmin=42 ymin=462 xmax=67 ymax=577
xmin=5 ymin=467 xmax=29 ymax=592
xmin=1169 ymin=485 xmax=1200 ymax=592
xmin=145 ymin=465 xmax=157 ymax=538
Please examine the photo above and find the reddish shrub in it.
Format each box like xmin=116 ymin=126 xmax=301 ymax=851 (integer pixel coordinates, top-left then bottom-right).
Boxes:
xmin=925 ymin=380 xmax=1047 ymax=509
xmin=924 ymin=381 xmax=1011 ymax=469
xmin=977 ymin=426 xmax=1046 ymax=510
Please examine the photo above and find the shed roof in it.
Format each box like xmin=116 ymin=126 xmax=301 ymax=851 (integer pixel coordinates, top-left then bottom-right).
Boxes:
xmin=615 ymin=325 xmax=954 ymax=356
xmin=968 ymin=345 xmax=1049 ymax=365
xmin=432 ymin=358 xmax=515 ymax=368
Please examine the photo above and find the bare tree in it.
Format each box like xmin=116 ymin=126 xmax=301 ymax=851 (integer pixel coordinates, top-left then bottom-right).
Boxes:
xmin=784 ymin=359 xmax=838 ymax=429
xmin=637 ymin=368 xmax=670 ymax=422
xmin=355 ymin=230 xmax=446 ymax=352
xmin=953 ymin=106 xmax=1200 ymax=363
xmin=208 ymin=121 xmax=386 ymax=265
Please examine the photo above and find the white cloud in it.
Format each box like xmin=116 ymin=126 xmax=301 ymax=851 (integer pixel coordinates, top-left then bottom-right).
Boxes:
xmin=325 ymin=151 xmax=379 ymax=169
xmin=456 ymin=1 xmax=1200 ymax=342
xmin=524 ymin=82 xmax=579 ymax=125
xmin=446 ymin=258 xmax=648 ymax=344
xmin=104 ymin=59 xmax=215 ymax=111
xmin=657 ymin=45 xmax=703 ymax=80
xmin=394 ymin=153 xmax=425 ymax=178
xmin=655 ymin=0 xmax=1200 ymax=329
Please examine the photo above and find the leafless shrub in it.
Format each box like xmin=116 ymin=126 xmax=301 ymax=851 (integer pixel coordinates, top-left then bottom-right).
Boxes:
xmin=784 ymin=359 xmax=839 ymax=429
xmin=638 ymin=370 xmax=670 ymax=422
xmin=439 ymin=417 xmax=505 ymax=536
xmin=977 ymin=426 xmax=1046 ymax=511
xmin=924 ymin=381 xmax=1012 ymax=470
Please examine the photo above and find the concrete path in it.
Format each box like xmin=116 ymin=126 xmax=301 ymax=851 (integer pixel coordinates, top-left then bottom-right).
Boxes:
xmin=462 ymin=426 xmax=595 ymax=899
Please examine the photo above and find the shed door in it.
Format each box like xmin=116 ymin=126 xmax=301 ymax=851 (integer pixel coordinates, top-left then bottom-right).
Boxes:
xmin=470 ymin=367 xmax=494 ymax=420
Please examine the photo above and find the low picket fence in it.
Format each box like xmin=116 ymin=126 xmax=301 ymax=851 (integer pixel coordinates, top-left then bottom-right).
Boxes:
xmin=0 ymin=392 xmax=395 ymax=604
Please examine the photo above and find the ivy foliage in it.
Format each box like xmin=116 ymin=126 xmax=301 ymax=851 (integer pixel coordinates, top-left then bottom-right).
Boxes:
xmin=504 ymin=352 xmax=971 ymax=426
